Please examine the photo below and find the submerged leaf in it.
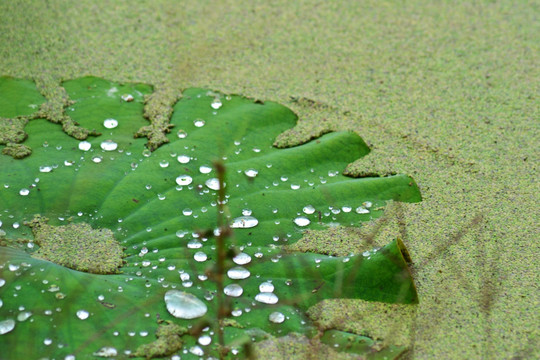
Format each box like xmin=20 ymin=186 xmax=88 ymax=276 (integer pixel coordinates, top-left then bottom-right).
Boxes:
xmin=0 ymin=77 xmax=421 ymax=358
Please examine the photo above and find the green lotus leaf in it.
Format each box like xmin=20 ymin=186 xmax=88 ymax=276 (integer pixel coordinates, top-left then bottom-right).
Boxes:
xmin=0 ymin=76 xmax=421 ymax=359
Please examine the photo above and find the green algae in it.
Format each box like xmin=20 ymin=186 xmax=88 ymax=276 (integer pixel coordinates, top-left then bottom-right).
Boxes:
xmin=131 ymin=321 xmax=187 ymax=359
xmin=25 ymin=215 xmax=124 ymax=274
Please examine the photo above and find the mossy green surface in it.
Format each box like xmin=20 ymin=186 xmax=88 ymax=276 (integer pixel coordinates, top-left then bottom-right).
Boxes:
xmin=0 ymin=1 xmax=538 ymax=359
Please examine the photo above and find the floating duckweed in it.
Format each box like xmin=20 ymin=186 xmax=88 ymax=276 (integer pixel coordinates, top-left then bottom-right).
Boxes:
xmin=233 ymin=252 xmax=252 ymax=265
xmin=224 ymin=284 xmax=243 ymax=297
xmin=227 ymin=266 xmax=251 ymax=280
xmin=231 ymin=216 xmax=258 ymax=229
xmin=293 ymin=217 xmax=310 ymax=227
xmin=255 ymin=292 xmax=279 ymax=305
xmin=164 ymin=290 xmax=207 ymax=319
xmin=269 ymin=312 xmax=285 ymax=324
xmin=100 ymin=140 xmax=118 ymax=151
xmin=0 ymin=319 xmax=15 ymax=335
xmin=175 ymin=175 xmax=193 ymax=186
xmin=244 ymin=168 xmax=258 ymax=178
xmin=177 ymin=155 xmax=190 ymax=164
xmin=76 ymin=310 xmax=89 ymax=320
xmin=78 ymin=141 xmax=91 ymax=151
xmin=103 ymin=119 xmax=118 ymax=129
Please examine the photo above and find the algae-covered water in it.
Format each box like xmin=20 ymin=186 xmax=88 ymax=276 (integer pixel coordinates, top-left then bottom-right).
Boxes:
xmin=0 ymin=1 xmax=538 ymax=359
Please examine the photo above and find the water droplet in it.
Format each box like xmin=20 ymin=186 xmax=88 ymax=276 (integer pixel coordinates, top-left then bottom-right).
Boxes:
xmin=194 ymin=119 xmax=205 ymax=127
xmin=194 ymin=251 xmax=207 ymax=262
xmin=303 ymin=205 xmax=315 ymax=214
xmin=121 ymin=94 xmax=134 ymax=102
xmin=342 ymin=206 xmax=352 ymax=213
xmin=100 ymin=140 xmax=118 ymax=151
xmin=103 ymin=119 xmax=118 ymax=129
xmin=164 ymin=290 xmax=207 ymax=319
xmin=190 ymin=346 xmax=204 ymax=356
xmin=242 ymin=209 xmax=252 ymax=216
xmin=176 ymin=175 xmax=193 ymax=186
xmin=92 ymin=155 xmax=103 ymax=163
xmin=259 ymin=282 xmax=274 ymax=293
xmin=39 ymin=166 xmax=53 ymax=173
xmin=205 ymin=178 xmax=221 ymax=191
xmin=233 ymin=252 xmax=252 ymax=265
xmin=177 ymin=129 xmax=187 ymax=139
xmin=198 ymin=334 xmax=212 ymax=346
xmin=177 ymin=155 xmax=190 ymax=164
xmin=211 ymin=99 xmax=222 ymax=109
xmin=231 ymin=216 xmax=258 ymax=229
xmin=227 ymin=266 xmax=250 ymax=280
xmin=255 ymin=292 xmax=279 ymax=304
xmin=199 ymin=165 xmax=212 ymax=174
xmin=17 ymin=312 xmax=32 ymax=322
xmin=159 ymin=160 xmax=169 ymax=168
xmin=93 ymin=346 xmax=118 ymax=357
xmin=293 ymin=217 xmax=310 ymax=227
xmin=291 ymin=184 xmax=300 ymax=190
xmin=19 ymin=188 xmax=29 ymax=196
xmin=182 ymin=208 xmax=193 ymax=216
xmin=0 ymin=279 xmax=5 ymax=287
xmin=76 ymin=310 xmax=89 ymax=320
xmin=363 ymin=201 xmax=373 ymax=208
xmin=0 ymin=319 xmax=15 ymax=335
xmin=44 ymin=338 xmax=53 ymax=345
xmin=355 ymin=206 xmax=370 ymax=214
xmin=78 ymin=141 xmax=91 ymax=151
xmin=187 ymin=240 xmax=202 ymax=249
xmin=269 ymin=311 xmax=285 ymax=324
xmin=244 ymin=169 xmax=258 ymax=178
xmin=224 ymin=284 xmax=243 ymax=297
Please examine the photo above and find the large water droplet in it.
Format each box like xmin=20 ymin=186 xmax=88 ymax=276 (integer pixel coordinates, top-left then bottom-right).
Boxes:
xmin=100 ymin=140 xmax=118 ymax=151
xmin=39 ymin=166 xmax=53 ymax=173
xmin=259 ymin=282 xmax=274 ymax=293
xmin=19 ymin=189 xmax=29 ymax=196
xmin=231 ymin=216 xmax=258 ymax=229
xmin=269 ymin=311 xmax=285 ymax=324
xmin=103 ymin=119 xmax=118 ymax=129
xmin=293 ymin=217 xmax=310 ymax=227
xmin=121 ymin=94 xmax=134 ymax=102
xmin=194 ymin=119 xmax=205 ymax=127
xmin=355 ymin=206 xmax=370 ymax=214
xmin=211 ymin=99 xmax=222 ymax=109
xmin=205 ymin=178 xmax=222 ymax=191
xmin=227 ymin=266 xmax=250 ymax=280
xmin=233 ymin=252 xmax=252 ymax=265
xmin=194 ymin=251 xmax=207 ymax=262
xmin=255 ymin=292 xmax=279 ymax=305
xmin=93 ymin=347 xmax=118 ymax=357
xmin=224 ymin=284 xmax=243 ymax=297
xmin=0 ymin=319 xmax=15 ymax=335
xmin=78 ymin=141 xmax=91 ymax=151
xmin=244 ymin=169 xmax=258 ymax=178
xmin=76 ymin=310 xmax=89 ymax=320
xmin=164 ymin=290 xmax=207 ymax=319
xmin=177 ymin=155 xmax=190 ymax=164
xmin=199 ymin=165 xmax=212 ymax=174
xmin=303 ymin=205 xmax=315 ymax=214
xmin=176 ymin=175 xmax=193 ymax=186
xmin=198 ymin=334 xmax=212 ymax=346
xmin=17 ymin=312 xmax=32 ymax=322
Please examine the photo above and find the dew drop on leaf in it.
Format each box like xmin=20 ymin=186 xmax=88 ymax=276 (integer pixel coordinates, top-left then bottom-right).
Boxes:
xmin=103 ymin=119 xmax=118 ymax=129
xmin=259 ymin=281 xmax=275 ymax=293
xmin=76 ymin=310 xmax=89 ymax=320
xmin=177 ymin=129 xmax=187 ymax=139
xmin=255 ymin=292 xmax=279 ymax=305
xmin=293 ymin=216 xmax=310 ymax=227
xmin=194 ymin=119 xmax=205 ymax=127
xmin=19 ymin=189 xmax=29 ymax=196
xmin=269 ymin=311 xmax=285 ymax=324
xmin=39 ymin=166 xmax=53 ymax=173
xmin=0 ymin=319 xmax=15 ymax=335
xmin=100 ymin=140 xmax=118 ymax=151
xmin=78 ymin=141 xmax=91 ymax=151
xmin=16 ymin=312 xmax=32 ymax=322
xmin=230 ymin=216 xmax=258 ymax=229
xmin=303 ymin=205 xmax=315 ymax=214
xmin=233 ymin=253 xmax=252 ymax=265
xmin=244 ymin=168 xmax=258 ymax=178
xmin=227 ymin=266 xmax=250 ymax=280
xmin=223 ymin=284 xmax=243 ymax=297
xmin=176 ymin=175 xmax=193 ymax=186
xmin=164 ymin=290 xmax=207 ymax=319
xmin=177 ymin=155 xmax=190 ymax=164
xmin=205 ymin=178 xmax=222 ymax=191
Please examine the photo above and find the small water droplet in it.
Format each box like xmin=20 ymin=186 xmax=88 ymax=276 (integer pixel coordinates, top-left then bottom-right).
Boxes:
xmin=194 ymin=251 xmax=207 ymax=262
xmin=19 ymin=188 xmax=29 ymax=196
xmin=227 ymin=266 xmax=250 ymax=280
xmin=355 ymin=206 xmax=370 ymax=214
xmin=269 ymin=311 xmax=285 ymax=324
xmin=92 ymin=155 xmax=103 ymax=163
xmin=176 ymin=175 xmax=193 ymax=186
xmin=187 ymin=239 xmax=202 ymax=249
xmin=211 ymin=98 xmax=222 ymax=109
xmin=39 ymin=166 xmax=53 ymax=173
xmin=199 ymin=165 xmax=212 ymax=174
xmin=363 ymin=201 xmax=373 ymax=208
xmin=342 ymin=206 xmax=352 ymax=213
xmin=194 ymin=119 xmax=205 ymax=127
xmin=159 ymin=160 xmax=169 ymax=168
xmin=93 ymin=346 xmax=118 ymax=357
xmin=177 ymin=155 xmax=190 ymax=164
xmin=291 ymin=184 xmax=300 ymax=190
xmin=177 ymin=129 xmax=187 ymax=139
xmin=78 ymin=141 xmax=91 ymax=151
xmin=303 ymin=205 xmax=315 ymax=214
xmin=100 ymin=140 xmax=118 ymax=151
xmin=255 ymin=292 xmax=279 ymax=304
xmin=76 ymin=310 xmax=89 ymax=320
xmin=224 ymin=284 xmax=243 ymax=297
xmin=164 ymin=290 xmax=207 ymax=319
xmin=231 ymin=216 xmax=258 ymax=229
xmin=103 ymin=119 xmax=118 ymax=129
xmin=293 ymin=217 xmax=310 ymax=227
xmin=17 ymin=311 xmax=32 ymax=322
xmin=198 ymin=334 xmax=212 ymax=346
xmin=0 ymin=319 xmax=15 ymax=335
xmin=244 ymin=169 xmax=258 ymax=178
